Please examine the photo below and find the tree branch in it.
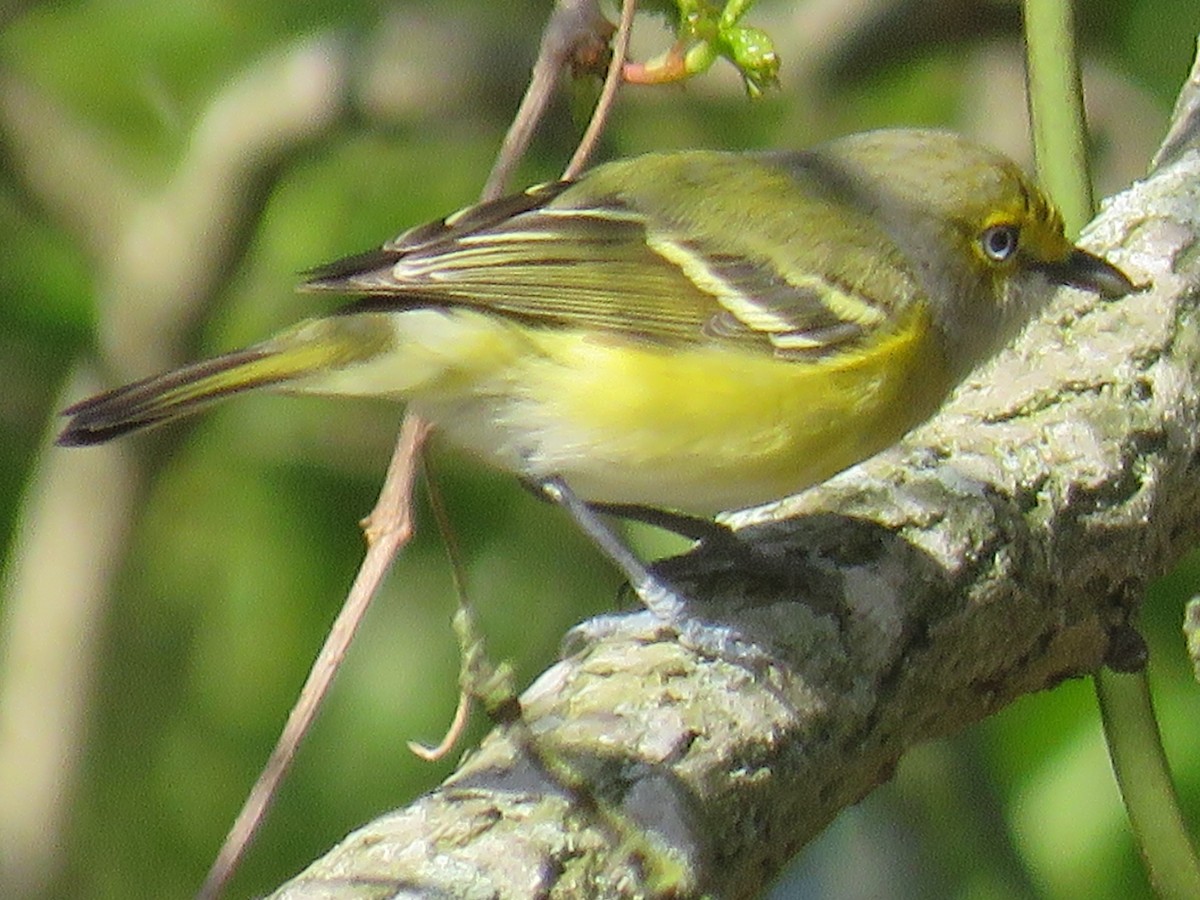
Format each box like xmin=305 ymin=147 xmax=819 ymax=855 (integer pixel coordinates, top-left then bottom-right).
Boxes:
xmin=265 ymin=52 xmax=1200 ymax=900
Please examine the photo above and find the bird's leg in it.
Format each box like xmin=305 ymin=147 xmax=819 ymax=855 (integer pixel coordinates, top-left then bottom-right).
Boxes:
xmin=518 ymin=478 xmax=735 ymax=547
xmin=536 ymin=476 xmax=688 ymax=622
xmin=585 ymin=501 xmax=735 ymax=546
xmin=535 ymin=476 xmax=768 ymax=668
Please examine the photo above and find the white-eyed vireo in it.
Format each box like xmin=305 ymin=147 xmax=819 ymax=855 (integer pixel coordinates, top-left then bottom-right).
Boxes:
xmin=58 ymin=129 xmax=1133 ymax=630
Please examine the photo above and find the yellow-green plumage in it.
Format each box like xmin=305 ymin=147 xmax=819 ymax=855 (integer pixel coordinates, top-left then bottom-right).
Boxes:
xmin=469 ymin=305 xmax=945 ymax=511
xmin=58 ymin=129 xmax=1133 ymax=514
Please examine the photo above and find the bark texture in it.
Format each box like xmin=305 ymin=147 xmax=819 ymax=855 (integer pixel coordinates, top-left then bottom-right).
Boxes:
xmin=269 ymin=57 xmax=1200 ymax=900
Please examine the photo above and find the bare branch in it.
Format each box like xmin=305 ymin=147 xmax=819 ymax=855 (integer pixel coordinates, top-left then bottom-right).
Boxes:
xmin=563 ymin=0 xmax=637 ymax=180
xmin=0 ymin=71 xmax=138 ymax=261
xmin=484 ymin=0 xmax=616 ymax=196
xmin=198 ymin=415 xmax=430 ymax=900
xmin=0 ymin=374 xmax=138 ymax=896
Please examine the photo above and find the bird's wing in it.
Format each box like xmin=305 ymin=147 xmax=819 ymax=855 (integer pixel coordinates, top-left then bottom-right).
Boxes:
xmin=304 ymin=153 xmax=923 ymax=358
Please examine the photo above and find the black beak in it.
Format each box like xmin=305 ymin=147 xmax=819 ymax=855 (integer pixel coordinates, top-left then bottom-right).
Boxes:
xmin=1039 ymin=248 xmax=1137 ymax=299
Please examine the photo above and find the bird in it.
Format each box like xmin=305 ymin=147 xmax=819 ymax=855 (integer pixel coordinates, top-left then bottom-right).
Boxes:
xmin=57 ymin=129 xmax=1134 ymax=634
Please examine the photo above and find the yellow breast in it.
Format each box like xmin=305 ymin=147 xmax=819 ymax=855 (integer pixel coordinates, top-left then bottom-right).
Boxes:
xmin=414 ymin=306 xmax=950 ymax=513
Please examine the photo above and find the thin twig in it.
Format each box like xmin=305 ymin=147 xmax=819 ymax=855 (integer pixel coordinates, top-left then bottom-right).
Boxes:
xmin=197 ymin=416 xmax=430 ymax=900
xmin=484 ymin=0 xmax=617 ymax=196
xmin=563 ymin=0 xmax=637 ymax=180
xmin=407 ymin=687 xmax=472 ymax=761
xmin=406 ymin=453 xmax=475 ymax=761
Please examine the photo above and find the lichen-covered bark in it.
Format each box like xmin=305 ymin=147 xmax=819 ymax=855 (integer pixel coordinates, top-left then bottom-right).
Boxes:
xmin=269 ymin=53 xmax=1200 ymax=900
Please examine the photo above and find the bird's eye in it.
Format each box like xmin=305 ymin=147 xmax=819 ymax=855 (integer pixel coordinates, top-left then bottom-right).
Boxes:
xmin=980 ymin=224 xmax=1020 ymax=262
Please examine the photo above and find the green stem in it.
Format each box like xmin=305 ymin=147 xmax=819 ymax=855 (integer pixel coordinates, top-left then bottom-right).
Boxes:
xmin=1095 ymin=671 xmax=1200 ymax=899
xmin=1022 ymin=0 xmax=1092 ymax=235
xmin=1024 ymin=3 xmax=1200 ymax=892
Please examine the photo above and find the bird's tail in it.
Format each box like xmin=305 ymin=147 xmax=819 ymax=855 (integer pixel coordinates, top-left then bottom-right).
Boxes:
xmin=57 ymin=315 xmax=397 ymax=446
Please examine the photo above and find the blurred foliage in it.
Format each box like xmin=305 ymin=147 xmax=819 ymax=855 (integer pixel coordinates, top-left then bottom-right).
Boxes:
xmin=0 ymin=1 xmax=1197 ymax=898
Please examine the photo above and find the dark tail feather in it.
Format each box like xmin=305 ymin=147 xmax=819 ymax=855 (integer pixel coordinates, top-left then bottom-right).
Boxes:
xmin=59 ymin=314 xmax=403 ymax=447
xmin=57 ymin=348 xmax=288 ymax=446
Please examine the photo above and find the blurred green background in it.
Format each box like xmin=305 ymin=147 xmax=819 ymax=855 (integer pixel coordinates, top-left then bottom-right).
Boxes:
xmin=1 ymin=1 xmax=1198 ymax=897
